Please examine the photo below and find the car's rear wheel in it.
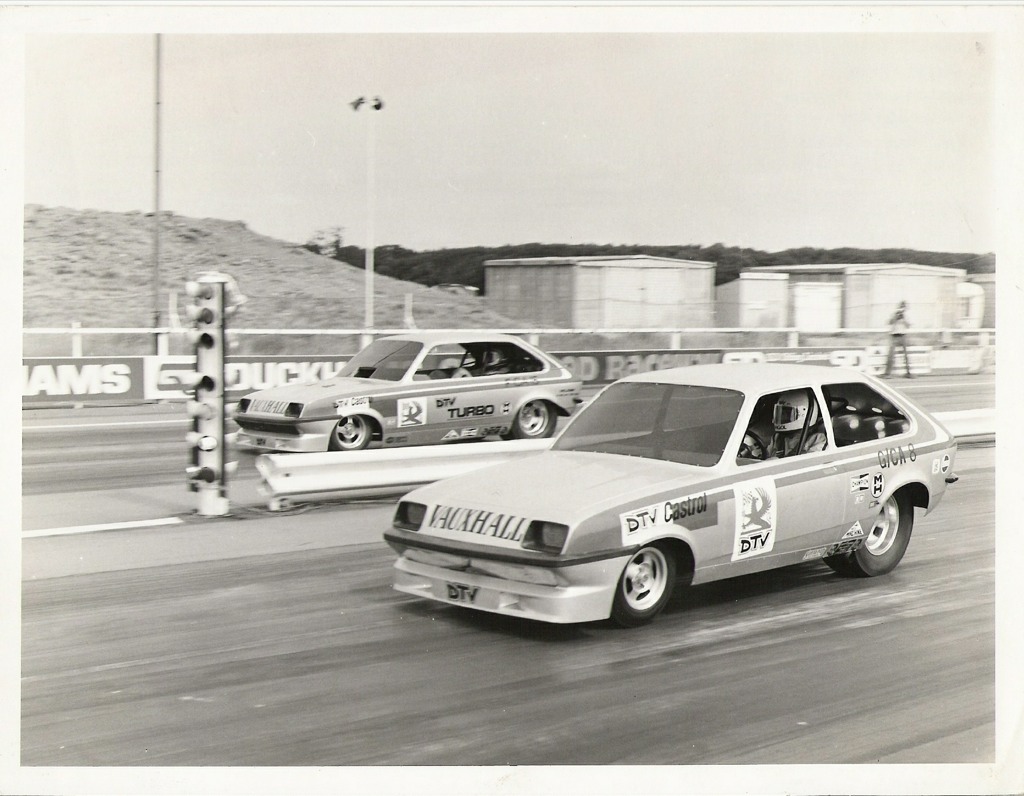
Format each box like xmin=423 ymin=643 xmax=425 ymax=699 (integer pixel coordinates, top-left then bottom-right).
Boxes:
xmin=328 ymin=415 xmax=373 ymax=451
xmin=610 ymin=544 xmax=676 ymax=627
xmin=507 ymin=399 xmax=556 ymax=440
xmin=824 ymin=490 xmax=914 ymax=577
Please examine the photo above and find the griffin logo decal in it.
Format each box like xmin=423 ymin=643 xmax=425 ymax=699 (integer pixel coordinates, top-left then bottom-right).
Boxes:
xmin=397 ymin=397 xmax=426 ymax=427
xmin=733 ymin=478 xmax=776 ymax=561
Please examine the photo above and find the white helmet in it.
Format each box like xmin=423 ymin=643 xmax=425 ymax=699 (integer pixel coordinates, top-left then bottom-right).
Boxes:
xmin=773 ymin=390 xmax=817 ymax=432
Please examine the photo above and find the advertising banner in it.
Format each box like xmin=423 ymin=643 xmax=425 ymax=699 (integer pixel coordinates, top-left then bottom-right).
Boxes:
xmin=556 ymin=345 xmax=988 ymax=385
xmin=721 ymin=347 xmax=875 ymax=369
xmin=22 ymin=358 xmax=145 ymax=405
xmin=22 ymin=345 xmax=991 ymax=406
xmin=23 ymin=356 xmax=353 ymax=406
xmin=553 ymin=350 xmax=721 ymax=385
xmin=143 ymin=355 xmax=353 ymax=401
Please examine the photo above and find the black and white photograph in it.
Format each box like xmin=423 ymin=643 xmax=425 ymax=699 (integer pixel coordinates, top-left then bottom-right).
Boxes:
xmin=3 ymin=3 xmax=1022 ymax=795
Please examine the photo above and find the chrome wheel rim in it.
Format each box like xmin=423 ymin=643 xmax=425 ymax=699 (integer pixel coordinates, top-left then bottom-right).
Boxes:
xmin=517 ymin=401 xmax=551 ymax=437
xmin=334 ymin=416 xmax=369 ymax=449
xmin=865 ymin=496 xmax=900 ymax=556
xmin=622 ymin=547 xmax=669 ymax=611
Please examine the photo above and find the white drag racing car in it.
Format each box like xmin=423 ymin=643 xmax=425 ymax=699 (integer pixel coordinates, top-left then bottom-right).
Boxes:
xmin=384 ymin=363 xmax=959 ymax=627
xmin=233 ymin=331 xmax=582 ymax=452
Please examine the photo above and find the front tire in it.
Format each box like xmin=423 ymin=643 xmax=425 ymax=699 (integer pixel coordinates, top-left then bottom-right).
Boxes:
xmin=610 ymin=544 xmax=676 ymax=627
xmin=328 ymin=415 xmax=373 ymax=451
xmin=825 ymin=491 xmax=914 ymax=577
xmin=506 ymin=399 xmax=556 ymax=440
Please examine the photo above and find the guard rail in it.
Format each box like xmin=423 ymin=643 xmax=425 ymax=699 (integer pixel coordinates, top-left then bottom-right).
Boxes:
xmin=254 ymin=409 xmax=995 ymax=510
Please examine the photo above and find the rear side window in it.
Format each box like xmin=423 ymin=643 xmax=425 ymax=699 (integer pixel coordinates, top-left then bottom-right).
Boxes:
xmin=822 ymin=382 xmax=911 ymax=447
xmin=462 ymin=342 xmax=544 ymax=376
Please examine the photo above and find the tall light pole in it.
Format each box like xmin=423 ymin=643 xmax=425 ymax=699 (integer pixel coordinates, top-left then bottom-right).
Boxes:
xmin=351 ymin=95 xmax=384 ymax=329
xmin=153 ymin=34 xmax=164 ymax=346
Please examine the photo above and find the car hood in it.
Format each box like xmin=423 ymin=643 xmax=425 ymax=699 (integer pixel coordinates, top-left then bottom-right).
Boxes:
xmin=242 ymin=377 xmax=386 ymax=404
xmin=408 ymin=449 xmax=713 ymax=530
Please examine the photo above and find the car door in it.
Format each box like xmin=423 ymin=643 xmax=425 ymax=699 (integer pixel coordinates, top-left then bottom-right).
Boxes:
xmin=416 ymin=343 xmax=509 ymax=442
xmin=719 ymin=387 xmax=849 ymax=573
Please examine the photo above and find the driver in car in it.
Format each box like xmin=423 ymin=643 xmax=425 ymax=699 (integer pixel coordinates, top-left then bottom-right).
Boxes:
xmin=767 ymin=390 xmax=827 ymax=458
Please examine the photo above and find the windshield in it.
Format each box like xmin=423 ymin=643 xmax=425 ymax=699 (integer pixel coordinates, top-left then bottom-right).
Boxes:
xmin=338 ymin=340 xmax=422 ymax=381
xmin=553 ymin=382 xmax=745 ymax=466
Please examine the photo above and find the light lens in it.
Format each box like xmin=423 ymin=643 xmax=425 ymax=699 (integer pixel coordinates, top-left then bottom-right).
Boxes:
xmin=186 ymin=465 xmax=217 ymax=483
xmin=393 ymin=501 xmax=427 ymax=531
xmin=522 ymin=521 xmax=569 ymax=553
xmin=185 ymin=305 xmax=215 ymax=324
xmin=194 ymin=375 xmax=216 ymax=393
xmin=186 ymin=432 xmax=218 ymax=451
xmin=187 ymin=400 xmax=214 ymax=420
xmin=185 ymin=281 xmax=214 ymax=299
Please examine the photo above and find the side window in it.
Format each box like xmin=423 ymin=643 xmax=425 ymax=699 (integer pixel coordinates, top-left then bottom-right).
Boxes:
xmin=463 ymin=342 xmax=544 ymax=376
xmin=496 ymin=342 xmax=543 ymax=374
xmin=414 ymin=341 xmax=546 ymax=381
xmin=739 ymin=387 xmax=827 ymax=462
xmin=414 ymin=344 xmax=473 ymax=380
xmin=822 ymin=382 xmax=911 ymax=447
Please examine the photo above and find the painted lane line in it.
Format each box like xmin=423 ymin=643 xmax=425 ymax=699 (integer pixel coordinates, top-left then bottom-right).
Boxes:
xmin=24 ymin=420 xmax=188 ymax=432
xmin=23 ymin=516 xmax=184 ymax=539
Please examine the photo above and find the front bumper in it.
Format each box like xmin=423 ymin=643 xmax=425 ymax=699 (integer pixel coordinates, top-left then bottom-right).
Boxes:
xmin=392 ymin=551 xmax=627 ymax=624
xmin=234 ymin=427 xmax=330 ymax=453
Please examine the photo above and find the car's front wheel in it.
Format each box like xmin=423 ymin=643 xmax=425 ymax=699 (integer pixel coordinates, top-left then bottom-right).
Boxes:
xmin=328 ymin=415 xmax=373 ymax=451
xmin=610 ymin=544 xmax=676 ymax=627
xmin=825 ymin=490 xmax=914 ymax=577
xmin=506 ymin=399 xmax=556 ymax=440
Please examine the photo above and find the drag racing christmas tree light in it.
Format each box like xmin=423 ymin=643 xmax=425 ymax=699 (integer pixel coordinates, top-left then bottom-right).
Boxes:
xmin=183 ymin=272 xmax=244 ymax=516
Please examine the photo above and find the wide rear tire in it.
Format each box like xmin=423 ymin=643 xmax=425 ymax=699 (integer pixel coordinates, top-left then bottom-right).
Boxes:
xmin=825 ymin=491 xmax=914 ymax=577
xmin=506 ymin=399 xmax=556 ymax=440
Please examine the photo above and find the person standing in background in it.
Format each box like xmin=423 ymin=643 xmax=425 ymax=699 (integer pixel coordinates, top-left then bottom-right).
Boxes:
xmin=884 ymin=301 xmax=913 ymax=378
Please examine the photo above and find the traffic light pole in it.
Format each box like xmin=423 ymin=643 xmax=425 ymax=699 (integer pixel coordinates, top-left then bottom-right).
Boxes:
xmin=183 ymin=272 xmax=242 ymax=517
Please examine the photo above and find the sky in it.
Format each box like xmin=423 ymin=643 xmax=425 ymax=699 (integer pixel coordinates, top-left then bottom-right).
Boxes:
xmin=14 ymin=14 xmax=1009 ymax=255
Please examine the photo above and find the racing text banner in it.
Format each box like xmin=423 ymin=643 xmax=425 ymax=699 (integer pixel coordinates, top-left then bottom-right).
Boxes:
xmin=146 ymin=356 xmax=352 ymax=401
xmin=557 ymin=346 xmax=987 ymax=385
xmin=22 ymin=356 xmax=352 ymax=405
xmin=23 ymin=346 xmax=990 ymax=405
xmin=23 ymin=358 xmax=145 ymax=405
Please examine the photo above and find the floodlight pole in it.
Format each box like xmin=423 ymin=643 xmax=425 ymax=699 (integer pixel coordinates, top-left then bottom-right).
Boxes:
xmin=365 ymin=106 xmax=375 ymax=329
xmin=152 ymin=34 xmax=163 ymax=351
xmin=353 ymin=96 xmax=383 ymax=330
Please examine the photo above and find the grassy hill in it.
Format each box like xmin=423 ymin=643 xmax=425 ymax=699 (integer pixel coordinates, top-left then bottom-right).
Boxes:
xmin=22 ymin=205 xmax=533 ymax=331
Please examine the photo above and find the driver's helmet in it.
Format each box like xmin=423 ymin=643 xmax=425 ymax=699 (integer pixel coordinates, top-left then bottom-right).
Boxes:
xmin=484 ymin=349 xmax=507 ymax=369
xmin=773 ymin=390 xmax=817 ymax=433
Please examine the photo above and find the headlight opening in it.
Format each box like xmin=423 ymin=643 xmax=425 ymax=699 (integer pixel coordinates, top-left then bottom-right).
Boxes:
xmin=522 ymin=521 xmax=569 ymax=554
xmin=393 ymin=501 xmax=427 ymax=531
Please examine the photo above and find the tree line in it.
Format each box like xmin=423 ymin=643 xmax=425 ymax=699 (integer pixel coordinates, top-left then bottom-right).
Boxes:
xmin=303 ymin=231 xmax=995 ymax=294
